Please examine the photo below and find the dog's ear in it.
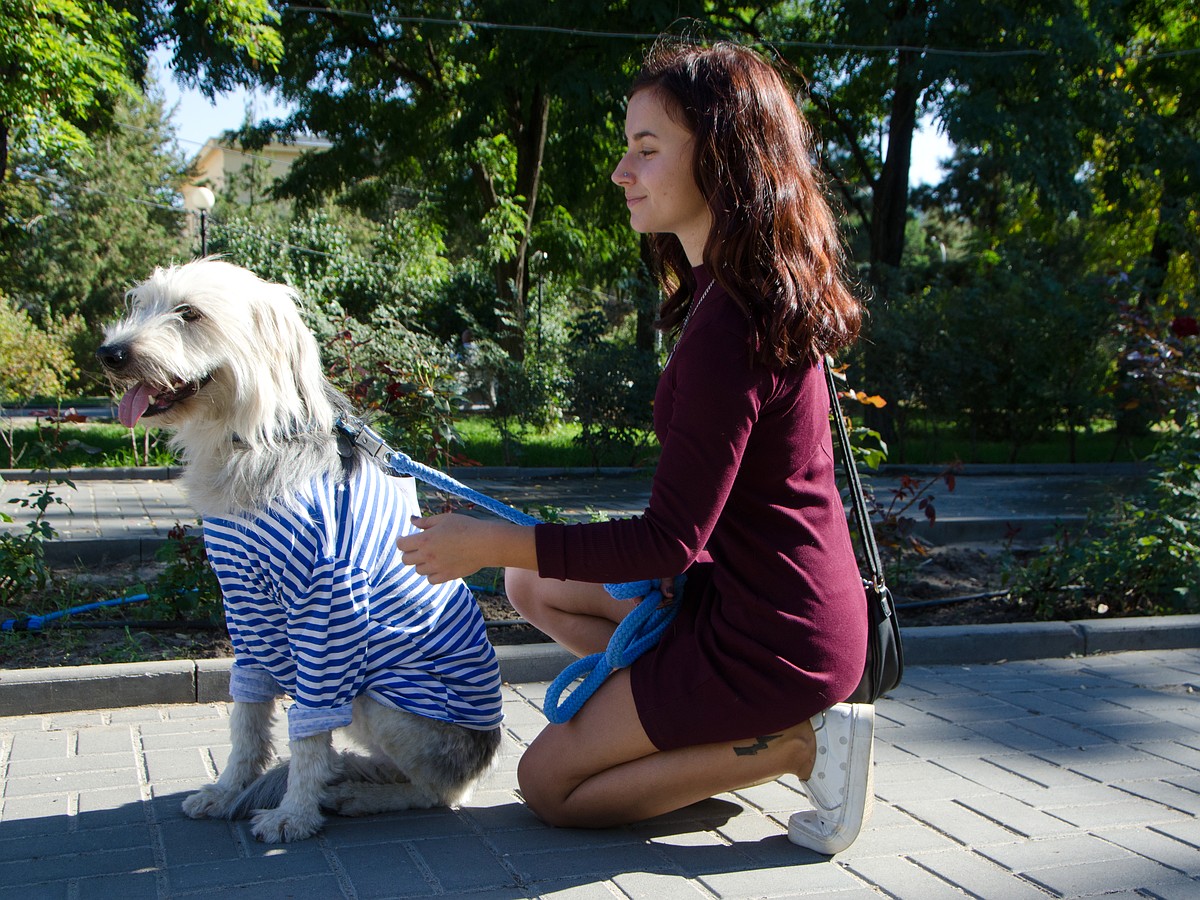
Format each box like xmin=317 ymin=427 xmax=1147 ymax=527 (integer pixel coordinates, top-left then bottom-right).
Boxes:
xmin=254 ymin=287 xmax=335 ymax=438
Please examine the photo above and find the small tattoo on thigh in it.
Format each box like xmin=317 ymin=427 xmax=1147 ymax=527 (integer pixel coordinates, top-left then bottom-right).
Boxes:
xmin=732 ymin=734 xmax=782 ymax=756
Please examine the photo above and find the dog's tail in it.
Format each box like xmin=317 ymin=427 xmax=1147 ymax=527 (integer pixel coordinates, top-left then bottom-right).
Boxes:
xmin=225 ymin=763 xmax=291 ymax=819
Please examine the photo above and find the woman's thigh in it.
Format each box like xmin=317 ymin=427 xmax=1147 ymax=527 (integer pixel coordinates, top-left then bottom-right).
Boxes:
xmin=505 ymin=569 xmax=637 ymax=633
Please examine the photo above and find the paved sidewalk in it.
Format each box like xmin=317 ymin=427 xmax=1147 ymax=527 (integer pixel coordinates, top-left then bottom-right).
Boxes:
xmin=0 ymin=463 xmax=1151 ymax=566
xmin=2 ymin=648 xmax=1199 ymax=899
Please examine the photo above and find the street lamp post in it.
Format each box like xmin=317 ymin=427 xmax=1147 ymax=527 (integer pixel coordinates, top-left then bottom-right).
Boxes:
xmin=531 ymin=250 xmax=548 ymax=358
xmin=193 ymin=187 xmax=216 ymax=257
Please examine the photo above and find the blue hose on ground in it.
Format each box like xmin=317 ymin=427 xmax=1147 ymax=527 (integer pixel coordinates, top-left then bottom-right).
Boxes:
xmin=2 ymin=593 xmax=151 ymax=632
xmin=347 ymin=423 xmax=678 ymax=724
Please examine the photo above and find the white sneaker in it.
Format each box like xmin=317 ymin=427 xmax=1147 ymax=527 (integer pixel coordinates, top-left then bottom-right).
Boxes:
xmin=787 ymin=703 xmax=875 ymax=854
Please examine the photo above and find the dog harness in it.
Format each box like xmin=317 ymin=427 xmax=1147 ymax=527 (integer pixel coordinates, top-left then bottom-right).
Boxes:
xmin=204 ymin=460 xmax=504 ymax=742
xmin=337 ymin=417 xmax=679 ymax=723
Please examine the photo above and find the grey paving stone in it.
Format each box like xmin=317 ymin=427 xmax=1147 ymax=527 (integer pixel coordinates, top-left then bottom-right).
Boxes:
xmin=696 ymin=855 xmax=866 ymax=898
xmin=1022 ymin=856 xmax=1190 ymax=896
xmin=3 ymin=650 xmax=1200 ymax=899
xmin=1096 ymin=824 xmax=1200 ymax=876
xmin=873 ymin=758 xmax=995 ymax=803
xmin=0 ymin=845 xmax=156 ymax=886
xmin=0 ymin=823 xmax=152 ymax=864
xmin=907 ymin=848 xmax=1055 ymax=899
xmin=958 ymin=718 xmax=1078 ymax=753
xmin=75 ymin=872 xmax=160 ymax=900
xmin=977 ymin=832 xmax=1142 ymax=872
xmin=166 ymin=849 xmax=334 ymax=892
xmin=847 ymin=854 xmax=977 ymax=899
xmin=506 ymin=839 xmax=673 ymax=883
xmin=0 ymin=883 xmax=64 ymax=900
xmin=611 ymin=870 xmax=716 ymax=898
xmin=952 ymin=795 xmax=1079 ymax=839
xmin=894 ymin=798 xmax=1025 ymax=848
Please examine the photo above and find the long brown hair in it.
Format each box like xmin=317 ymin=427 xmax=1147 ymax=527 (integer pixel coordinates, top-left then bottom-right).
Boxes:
xmin=631 ymin=41 xmax=862 ymax=367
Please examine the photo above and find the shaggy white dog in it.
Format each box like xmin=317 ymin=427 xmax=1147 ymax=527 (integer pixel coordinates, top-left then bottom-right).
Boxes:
xmin=98 ymin=260 xmax=503 ymax=842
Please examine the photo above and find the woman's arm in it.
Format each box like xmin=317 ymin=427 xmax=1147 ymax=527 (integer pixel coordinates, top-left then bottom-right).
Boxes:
xmin=396 ymin=514 xmax=538 ymax=584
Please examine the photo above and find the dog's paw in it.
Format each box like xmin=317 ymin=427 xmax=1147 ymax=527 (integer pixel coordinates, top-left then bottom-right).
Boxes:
xmin=250 ymin=806 xmax=324 ymax=843
xmin=182 ymin=784 xmax=241 ymax=819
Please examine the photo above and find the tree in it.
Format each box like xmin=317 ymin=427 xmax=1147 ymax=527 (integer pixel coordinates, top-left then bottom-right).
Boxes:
xmin=0 ymin=90 xmax=190 ymax=380
xmin=0 ymin=0 xmax=282 ymax=186
xmin=214 ymin=1 xmax=735 ymax=360
xmin=0 ymin=0 xmax=139 ymax=188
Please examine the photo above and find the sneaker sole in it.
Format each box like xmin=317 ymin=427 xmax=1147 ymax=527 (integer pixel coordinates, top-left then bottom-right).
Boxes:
xmin=787 ymin=703 xmax=876 ymax=855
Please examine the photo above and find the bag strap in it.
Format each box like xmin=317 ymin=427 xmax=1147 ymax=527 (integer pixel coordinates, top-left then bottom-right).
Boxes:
xmin=824 ymin=356 xmax=886 ymax=591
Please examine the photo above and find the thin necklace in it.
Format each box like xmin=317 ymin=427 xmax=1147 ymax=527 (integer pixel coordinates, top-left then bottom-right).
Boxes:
xmin=666 ymin=279 xmax=716 ymax=368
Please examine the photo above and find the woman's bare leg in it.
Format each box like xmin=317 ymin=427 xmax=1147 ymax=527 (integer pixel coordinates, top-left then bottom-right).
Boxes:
xmin=505 ymin=568 xmax=635 ymax=657
xmin=517 ymin=668 xmax=817 ymax=828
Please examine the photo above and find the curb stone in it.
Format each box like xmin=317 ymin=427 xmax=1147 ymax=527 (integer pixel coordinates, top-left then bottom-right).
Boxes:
xmin=2 ymin=616 xmax=1197 ymax=717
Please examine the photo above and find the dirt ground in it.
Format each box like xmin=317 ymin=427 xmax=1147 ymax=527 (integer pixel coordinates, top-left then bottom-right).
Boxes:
xmin=2 ymin=546 xmax=1027 ymax=670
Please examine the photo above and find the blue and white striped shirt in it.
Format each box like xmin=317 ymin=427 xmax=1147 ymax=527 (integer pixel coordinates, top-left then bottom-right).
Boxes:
xmin=203 ymin=461 xmax=503 ymax=741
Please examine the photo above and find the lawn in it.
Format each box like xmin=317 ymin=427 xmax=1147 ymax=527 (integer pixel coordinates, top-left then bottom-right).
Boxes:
xmin=0 ymin=411 xmax=1164 ymax=471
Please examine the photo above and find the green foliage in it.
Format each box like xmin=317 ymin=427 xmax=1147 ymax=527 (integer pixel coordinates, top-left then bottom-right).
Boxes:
xmin=0 ymin=291 xmax=79 ymax=403
xmin=567 ymin=321 xmax=659 ymax=467
xmin=866 ymin=214 xmax=1116 ymax=461
xmin=0 ymin=420 xmax=173 ymax=469
xmin=1010 ymin=428 xmax=1200 ymax=619
xmin=208 ymin=204 xmax=467 ymax=463
xmin=0 ymin=0 xmax=139 ymax=176
xmin=1010 ymin=306 xmax=1200 ymax=619
xmin=145 ymin=523 xmax=222 ymax=623
xmin=0 ymin=433 xmax=73 ymax=600
xmin=1 ymin=90 xmax=189 ymax=397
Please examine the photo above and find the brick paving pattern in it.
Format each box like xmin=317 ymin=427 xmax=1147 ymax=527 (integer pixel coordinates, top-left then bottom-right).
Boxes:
xmin=2 ymin=649 xmax=1198 ymax=898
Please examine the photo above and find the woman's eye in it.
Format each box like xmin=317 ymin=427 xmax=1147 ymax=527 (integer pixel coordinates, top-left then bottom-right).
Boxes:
xmin=176 ymin=305 xmax=201 ymax=322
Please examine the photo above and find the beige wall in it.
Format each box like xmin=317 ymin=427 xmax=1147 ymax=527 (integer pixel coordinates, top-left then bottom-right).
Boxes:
xmin=183 ymin=136 xmax=331 ymax=211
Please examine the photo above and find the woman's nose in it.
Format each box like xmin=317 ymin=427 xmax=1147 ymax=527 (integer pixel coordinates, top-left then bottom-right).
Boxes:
xmin=612 ymin=159 xmax=633 ymax=186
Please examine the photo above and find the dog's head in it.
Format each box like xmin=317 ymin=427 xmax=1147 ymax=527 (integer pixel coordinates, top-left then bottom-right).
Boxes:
xmin=97 ymin=260 xmax=336 ymax=449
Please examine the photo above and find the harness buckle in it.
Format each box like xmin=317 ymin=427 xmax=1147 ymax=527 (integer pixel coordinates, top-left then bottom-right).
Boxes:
xmin=334 ymin=415 xmax=394 ymax=462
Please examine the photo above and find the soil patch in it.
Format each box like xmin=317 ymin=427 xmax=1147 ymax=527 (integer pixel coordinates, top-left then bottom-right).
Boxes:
xmin=3 ymin=546 xmax=1036 ymax=670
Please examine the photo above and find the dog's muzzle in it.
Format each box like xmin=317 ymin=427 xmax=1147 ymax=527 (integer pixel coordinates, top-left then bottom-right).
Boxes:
xmin=97 ymin=343 xmax=211 ymax=427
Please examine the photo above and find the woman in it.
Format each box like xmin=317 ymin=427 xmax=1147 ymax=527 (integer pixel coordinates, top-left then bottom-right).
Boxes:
xmin=397 ymin=40 xmax=872 ymax=853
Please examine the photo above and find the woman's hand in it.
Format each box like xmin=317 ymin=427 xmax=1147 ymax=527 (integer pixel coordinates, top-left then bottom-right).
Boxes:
xmin=396 ymin=514 xmax=537 ymax=584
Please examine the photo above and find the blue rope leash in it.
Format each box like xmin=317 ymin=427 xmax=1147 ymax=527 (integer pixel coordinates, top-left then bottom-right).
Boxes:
xmin=338 ymin=417 xmax=678 ymax=723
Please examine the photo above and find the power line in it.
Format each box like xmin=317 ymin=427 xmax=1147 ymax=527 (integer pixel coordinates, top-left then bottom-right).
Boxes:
xmin=279 ymin=5 xmax=1199 ymax=62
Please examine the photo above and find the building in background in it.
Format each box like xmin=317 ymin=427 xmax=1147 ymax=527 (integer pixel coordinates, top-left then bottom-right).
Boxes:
xmin=182 ymin=134 xmax=331 ymax=214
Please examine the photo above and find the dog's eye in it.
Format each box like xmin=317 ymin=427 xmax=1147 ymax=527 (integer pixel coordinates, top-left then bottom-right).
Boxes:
xmin=176 ymin=305 xmax=202 ymax=322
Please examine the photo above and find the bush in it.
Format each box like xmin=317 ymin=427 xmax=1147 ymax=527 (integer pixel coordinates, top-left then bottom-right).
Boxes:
xmin=1010 ymin=309 xmax=1200 ymax=619
xmin=865 ymin=230 xmax=1115 ymax=462
xmin=568 ymin=338 xmax=658 ymax=468
xmin=1009 ymin=426 xmax=1200 ymax=618
xmin=0 ymin=292 xmax=79 ymax=403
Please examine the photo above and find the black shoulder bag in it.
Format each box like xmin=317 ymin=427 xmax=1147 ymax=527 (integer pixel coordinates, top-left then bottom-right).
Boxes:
xmin=825 ymin=357 xmax=904 ymax=703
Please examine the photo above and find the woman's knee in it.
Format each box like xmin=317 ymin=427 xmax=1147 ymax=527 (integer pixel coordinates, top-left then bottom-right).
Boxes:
xmin=516 ymin=738 xmax=569 ymax=826
xmin=503 ymin=567 xmax=543 ymax=619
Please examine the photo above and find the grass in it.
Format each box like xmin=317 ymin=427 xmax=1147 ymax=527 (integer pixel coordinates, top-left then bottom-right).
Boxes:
xmin=0 ymin=410 xmax=1166 ymax=471
xmin=452 ymin=417 xmax=655 ymax=468
xmin=0 ymin=420 xmax=173 ymax=469
xmin=883 ymin=423 xmax=1161 ymax=466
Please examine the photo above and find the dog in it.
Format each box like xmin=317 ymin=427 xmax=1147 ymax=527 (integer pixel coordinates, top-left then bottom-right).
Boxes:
xmin=97 ymin=260 xmax=503 ymax=843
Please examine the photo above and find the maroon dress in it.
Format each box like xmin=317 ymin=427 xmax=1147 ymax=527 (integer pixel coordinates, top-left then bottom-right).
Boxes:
xmin=534 ymin=266 xmax=867 ymax=750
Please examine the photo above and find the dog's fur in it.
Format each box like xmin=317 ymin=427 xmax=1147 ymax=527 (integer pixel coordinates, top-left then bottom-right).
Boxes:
xmin=98 ymin=260 xmax=501 ymax=842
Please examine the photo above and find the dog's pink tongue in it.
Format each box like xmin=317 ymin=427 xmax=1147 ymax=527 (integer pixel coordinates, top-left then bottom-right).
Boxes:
xmin=117 ymin=385 xmax=152 ymax=428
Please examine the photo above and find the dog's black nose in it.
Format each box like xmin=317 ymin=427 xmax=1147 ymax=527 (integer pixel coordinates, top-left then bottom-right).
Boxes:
xmin=96 ymin=344 xmax=130 ymax=371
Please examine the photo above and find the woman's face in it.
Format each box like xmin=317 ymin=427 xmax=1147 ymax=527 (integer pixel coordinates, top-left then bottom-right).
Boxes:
xmin=612 ymin=89 xmax=712 ymax=265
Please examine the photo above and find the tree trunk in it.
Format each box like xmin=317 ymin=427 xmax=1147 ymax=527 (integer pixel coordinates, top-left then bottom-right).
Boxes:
xmin=869 ymin=46 xmax=921 ymax=275
xmin=493 ymin=85 xmax=551 ymax=362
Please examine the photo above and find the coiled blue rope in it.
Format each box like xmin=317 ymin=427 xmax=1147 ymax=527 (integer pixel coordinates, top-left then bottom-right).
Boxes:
xmin=339 ymin=418 xmax=678 ymax=723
